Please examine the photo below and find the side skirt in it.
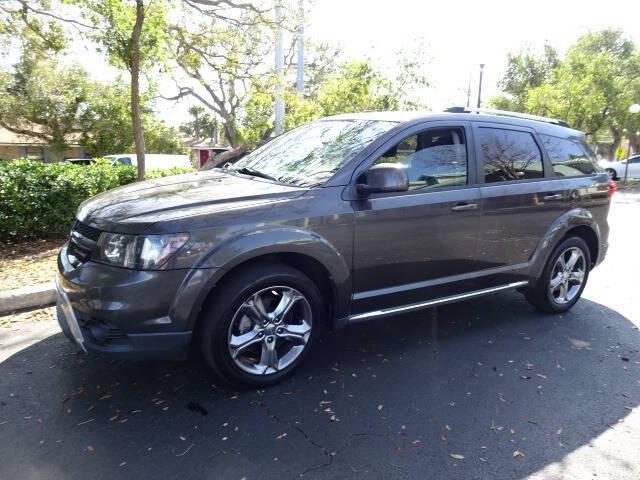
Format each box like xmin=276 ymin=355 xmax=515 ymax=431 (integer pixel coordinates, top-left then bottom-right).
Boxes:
xmin=341 ymin=281 xmax=529 ymax=325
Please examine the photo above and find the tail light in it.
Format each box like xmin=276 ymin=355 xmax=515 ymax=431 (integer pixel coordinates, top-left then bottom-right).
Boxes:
xmin=607 ymin=179 xmax=617 ymax=198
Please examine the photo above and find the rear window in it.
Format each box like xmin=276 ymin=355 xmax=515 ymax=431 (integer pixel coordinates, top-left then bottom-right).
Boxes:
xmin=478 ymin=128 xmax=543 ymax=183
xmin=540 ymin=135 xmax=599 ymax=176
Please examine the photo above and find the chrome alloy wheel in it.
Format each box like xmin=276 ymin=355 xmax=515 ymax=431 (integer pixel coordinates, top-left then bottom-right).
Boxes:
xmin=549 ymin=247 xmax=586 ymax=305
xmin=227 ymin=286 xmax=313 ymax=375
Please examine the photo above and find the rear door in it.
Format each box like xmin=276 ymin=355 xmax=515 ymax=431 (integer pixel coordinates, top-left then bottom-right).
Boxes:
xmin=473 ymin=122 xmax=567 ymax=274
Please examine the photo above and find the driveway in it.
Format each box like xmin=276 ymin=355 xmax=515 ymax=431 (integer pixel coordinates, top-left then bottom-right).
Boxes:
xmin=1 ymin=191 xmax=639 ymax=480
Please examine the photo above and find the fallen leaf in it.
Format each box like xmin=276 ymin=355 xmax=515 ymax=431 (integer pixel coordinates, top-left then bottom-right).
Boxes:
xmin=449 ymin=453 xmax=465 ymax=460
xmin=513 ymin=450 xmax=524 ymax=459
xmin=377 ymin=404 xmax=383 ymax=411
xmin=569 ymin=338 xmax=591 ymax=349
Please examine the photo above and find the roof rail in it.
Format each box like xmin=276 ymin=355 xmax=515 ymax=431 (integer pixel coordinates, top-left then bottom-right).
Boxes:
xmin=444 ymin=106 xmax=570 ymax=128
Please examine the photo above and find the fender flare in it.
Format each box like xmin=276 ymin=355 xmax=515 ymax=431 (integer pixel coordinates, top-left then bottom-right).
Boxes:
xmin=171 ymin=227 xmax=351 ymax=330
xmin=528 ymin=207 xmax=601 ymax=279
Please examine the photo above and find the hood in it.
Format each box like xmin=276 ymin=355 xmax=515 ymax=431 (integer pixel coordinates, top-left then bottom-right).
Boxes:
xmin=77 ymin=170 xmax=307 ymax=231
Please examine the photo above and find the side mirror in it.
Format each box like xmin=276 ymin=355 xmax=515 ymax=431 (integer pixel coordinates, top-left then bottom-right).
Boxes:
xmin=356 ymin=163 xmax=409 ymax=196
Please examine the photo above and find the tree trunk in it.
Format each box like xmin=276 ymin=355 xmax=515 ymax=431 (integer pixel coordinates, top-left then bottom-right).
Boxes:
xmin=608 ymin=127 xmax=622 ymax=160
xmin=223 ymin=121 xmax=239 ymax=148
xmin=131 ymin=0 xmax=146 ymax=181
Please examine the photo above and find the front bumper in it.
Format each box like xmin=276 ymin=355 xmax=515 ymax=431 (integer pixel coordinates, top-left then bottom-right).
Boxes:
xmin=56 ymin=273 xmax=193 ymax=360
xmin=56 ymin=243 xmax=221 ymax=361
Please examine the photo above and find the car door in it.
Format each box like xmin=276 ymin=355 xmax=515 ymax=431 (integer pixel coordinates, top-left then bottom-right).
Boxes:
xmin=473 ymin=122 xmax=567 ymax=278
xmin=628 ymin=156 xmax=640 ymax=178
xmin=350 ymin=121 xmax=487 ymax=316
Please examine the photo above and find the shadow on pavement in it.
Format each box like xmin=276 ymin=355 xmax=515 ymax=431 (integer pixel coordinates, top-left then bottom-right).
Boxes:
xmin=0 ymin=292 xmax=638 ymax=480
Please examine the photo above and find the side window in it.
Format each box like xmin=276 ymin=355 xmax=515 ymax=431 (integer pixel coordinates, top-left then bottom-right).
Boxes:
xmin=540 ymin=134 xmax=597 ymax=176
xmin=478 ymin=128 xmax=543 ymax=183
xmin=372 ymin=127 xmax=467 ymax=191
xmin=629 ymin=156 xmax=640 ymax=164
xmin=118 ymin=157 xmax=132 ymax=166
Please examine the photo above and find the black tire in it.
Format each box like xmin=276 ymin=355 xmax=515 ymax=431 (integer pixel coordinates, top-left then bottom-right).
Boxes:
xmin=606 ymin=168 xmax=618 ymax=180
xmin=525 ymin=236 xmax=591 ymax=313
xmin=199 ymin=261 xmax=323 ymax=388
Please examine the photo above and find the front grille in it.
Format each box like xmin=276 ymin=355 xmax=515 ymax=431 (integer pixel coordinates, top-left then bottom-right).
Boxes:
xmin=68 ymin=240 xmax=92 ymax=264
xmin=73 ymin=220 xmax=102 ymax=242
xmin=67 ymin=220 xmax=101 ymax=266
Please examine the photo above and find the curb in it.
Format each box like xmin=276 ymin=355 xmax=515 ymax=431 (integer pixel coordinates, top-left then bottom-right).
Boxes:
xmin=0 ymin=283 xmax=56 ymax=315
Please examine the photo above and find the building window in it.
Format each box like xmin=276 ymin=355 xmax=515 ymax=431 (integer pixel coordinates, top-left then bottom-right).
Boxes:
xmin=25 ymin=146 xmax=45 ymax=161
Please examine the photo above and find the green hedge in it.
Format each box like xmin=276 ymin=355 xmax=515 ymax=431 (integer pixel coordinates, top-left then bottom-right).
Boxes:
xmin=0 ymin=159 xmax=195 ymax=241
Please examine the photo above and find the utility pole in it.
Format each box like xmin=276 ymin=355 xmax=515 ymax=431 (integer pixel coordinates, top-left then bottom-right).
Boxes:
xmin=465 ymin=73 xmax=471 ymax=108
xmin=274 ymin=1 xmax=284 ymax=136
xmin=477 ymin=64 xmax=485 ymax=108
xmin=296 ymin=0 xmax=304 ymax=97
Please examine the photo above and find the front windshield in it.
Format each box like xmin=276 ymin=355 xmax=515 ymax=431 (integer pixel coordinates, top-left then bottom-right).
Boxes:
xmin=229 ymin=119 xmax=397 ymax=186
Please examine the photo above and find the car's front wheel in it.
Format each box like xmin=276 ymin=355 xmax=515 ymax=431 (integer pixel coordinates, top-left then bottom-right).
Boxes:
xmin=606 ymin=168 xmax=618 ymax=180
xmin=525 ymin=236 xmax=591 ymax=313
xmin=199 ymin=262 xmax=322 ymax=387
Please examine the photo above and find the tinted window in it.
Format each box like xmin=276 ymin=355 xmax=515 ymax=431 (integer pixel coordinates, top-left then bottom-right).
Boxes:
xmin=478 ymin=128 xmax=543 ymax=183
xmin=118 ymin=157 xmax=132 ymax=166
xmin=629 ymin=156 xmax=640 ymax=164
xmin=540 ymin=134 xmax=597 ymax=176
xmin=372 ymin=127 xmax=467 ymax=191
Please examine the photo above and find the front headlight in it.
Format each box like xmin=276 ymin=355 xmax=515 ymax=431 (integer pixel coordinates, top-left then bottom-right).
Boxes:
xmin=94 ymin=232 xmax=189 ymax=270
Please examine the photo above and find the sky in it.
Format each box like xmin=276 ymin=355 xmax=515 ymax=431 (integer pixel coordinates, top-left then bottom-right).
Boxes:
xmin=303 ymin=0 xmax=640 ymax=111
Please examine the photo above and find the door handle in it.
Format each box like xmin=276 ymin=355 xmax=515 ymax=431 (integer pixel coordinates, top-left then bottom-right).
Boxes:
xmin=542 ymin=194 xmax=563 ymax=201
xmin=450 ymin=202 xmax=478 ymax=212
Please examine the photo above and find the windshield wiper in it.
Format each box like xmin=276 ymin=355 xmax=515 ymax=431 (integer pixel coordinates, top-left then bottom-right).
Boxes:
xmin=232 ymin=167 xmax=279 ymax=182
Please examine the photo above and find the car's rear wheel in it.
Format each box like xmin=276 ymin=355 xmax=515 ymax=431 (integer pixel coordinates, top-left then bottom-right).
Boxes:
xmin=606 ymin=168 xmax=618 ymax=180
xmin=525 ymin=236 xmax=591 ymax=313
xmin=199 ymin=262 xmax=322 ymax=387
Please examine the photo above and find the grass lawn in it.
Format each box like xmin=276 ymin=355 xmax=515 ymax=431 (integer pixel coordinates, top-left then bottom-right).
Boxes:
xmin=0 ymin=238 xmax=66 ymax=292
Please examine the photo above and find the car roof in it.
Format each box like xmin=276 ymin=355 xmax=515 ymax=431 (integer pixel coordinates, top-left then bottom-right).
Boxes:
xmin=321 ymin=110 xmax=584 ymax=138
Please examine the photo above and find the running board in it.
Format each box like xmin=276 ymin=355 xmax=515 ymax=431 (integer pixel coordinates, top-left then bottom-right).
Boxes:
xmin=347 ymin=281 xmax=529 ymax=323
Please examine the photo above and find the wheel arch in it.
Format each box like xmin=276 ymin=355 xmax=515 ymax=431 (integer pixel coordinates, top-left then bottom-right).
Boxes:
xmin=529 ymin=208 xmax=601 ymax=279
xmin=176 ymin=228 xmax=351 ymax=334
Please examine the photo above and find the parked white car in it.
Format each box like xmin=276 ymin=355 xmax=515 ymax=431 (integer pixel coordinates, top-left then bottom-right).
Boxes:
xmin=105 ymin=154 xmax=192 ymax=170
xmin=600 ymin=155 xmax=640 ymax=180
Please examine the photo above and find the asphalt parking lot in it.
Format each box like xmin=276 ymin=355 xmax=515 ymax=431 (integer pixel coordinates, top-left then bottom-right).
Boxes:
xmin=1 ymin=191 xmax=639 ymax=480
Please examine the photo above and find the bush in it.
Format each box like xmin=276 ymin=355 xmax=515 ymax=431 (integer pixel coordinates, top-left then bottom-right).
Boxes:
xmin=146 ymin=166 xmax=195 ymax=178
xmin=0 ymin=159 xmax=196 ymax=241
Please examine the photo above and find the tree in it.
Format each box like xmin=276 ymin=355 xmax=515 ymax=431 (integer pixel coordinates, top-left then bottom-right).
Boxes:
xmin=492 ymin=30 xmax=640 ymax=158
xmin=0 ymin=55 xmax=94 ymax=160
xmin=236 ymin=58 xmax=429 ymax=147
xmin=75 ymin=0 xmax=169 ymax=179
xmin=167 ymin=2 xmax=273 ymax=148
xmin=490 ymin=44 xmax=559 ymax=111
xmin=82 ymin=80 xmax=187 ymax=156
xmin=0 ymin=0 xmax=82 ymax=54
xmin=180 ymin=106 xmax=221 ymax=142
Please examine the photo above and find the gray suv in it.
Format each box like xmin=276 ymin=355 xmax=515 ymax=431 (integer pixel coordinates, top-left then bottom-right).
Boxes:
xmin=56 ymin=108 xmax=613 ymax=386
